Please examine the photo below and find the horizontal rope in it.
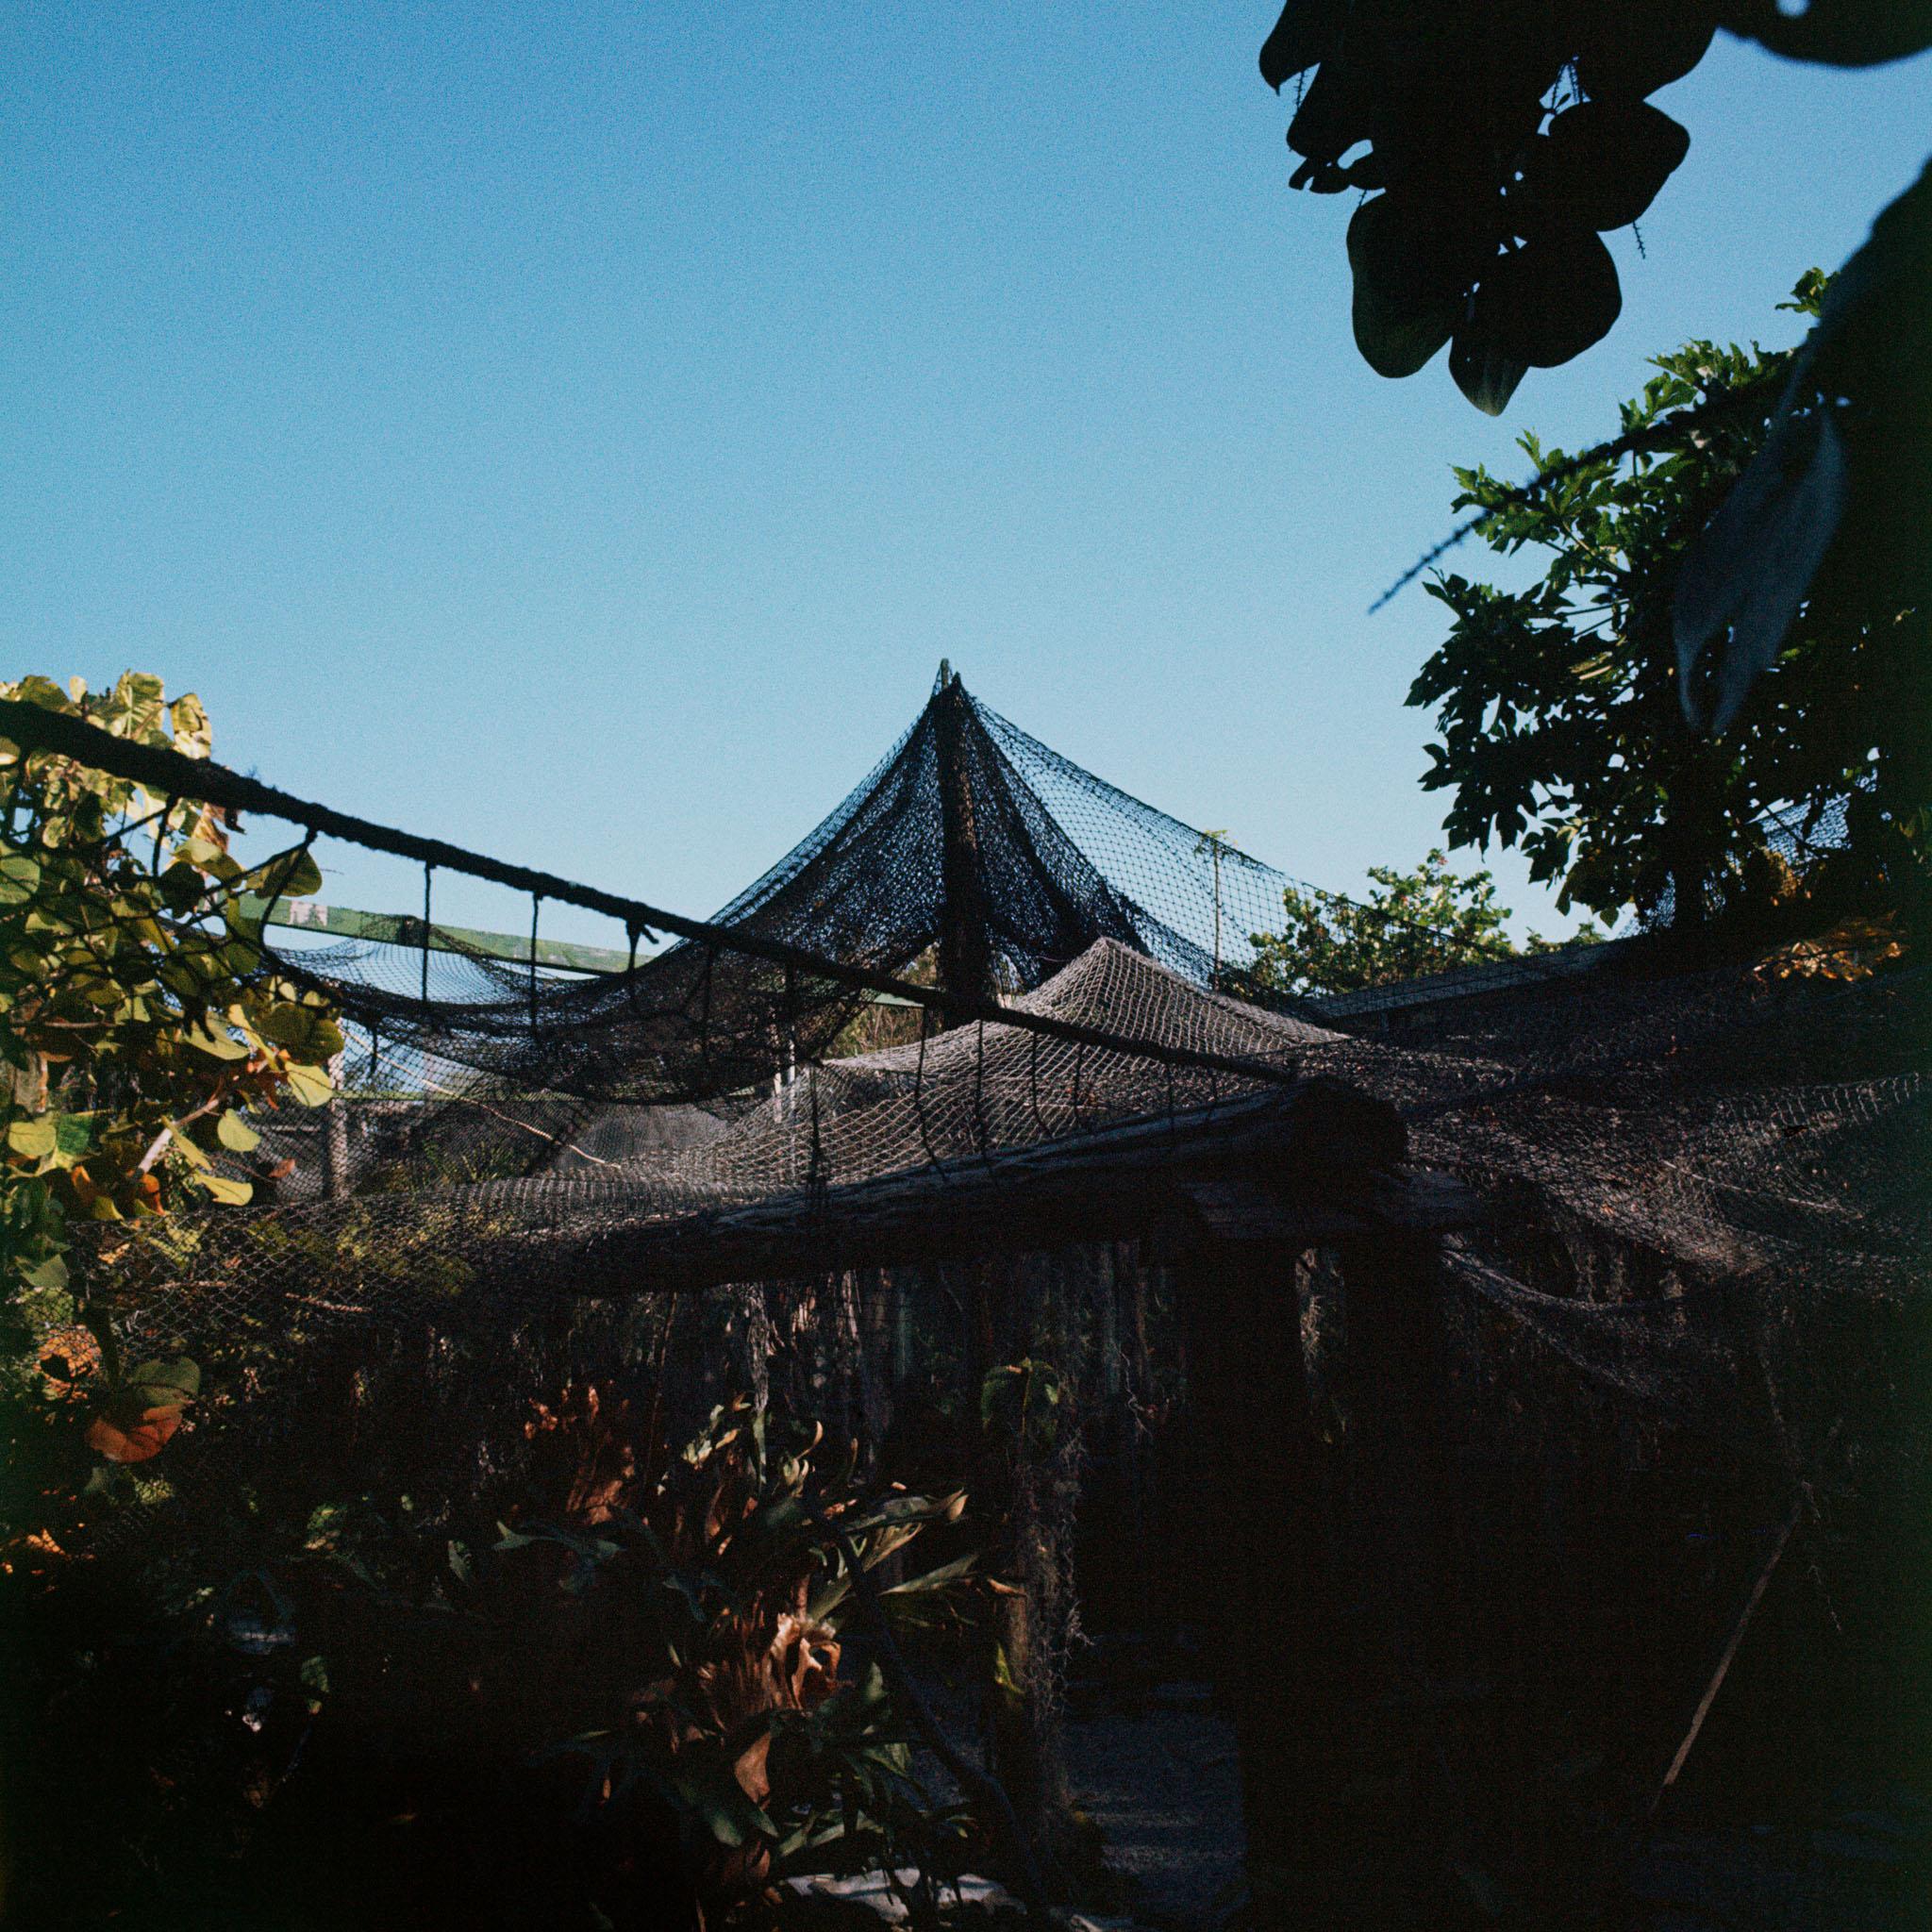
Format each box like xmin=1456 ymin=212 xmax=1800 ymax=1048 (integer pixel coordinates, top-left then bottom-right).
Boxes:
xmin=0 ymin=696 xmax=1304 ymax=1091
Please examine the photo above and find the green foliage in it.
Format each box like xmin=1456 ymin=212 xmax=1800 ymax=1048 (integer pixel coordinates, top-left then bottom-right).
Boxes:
xmin=979 ymin=1357 xmax=1069 ymax=1456
xmin=1241 ymin=851 xmax=1590 ymax=997
xmin=3 ymin=1381 xmax=984 ymax=1926
xmin=1407 ymin=278 xmax=1926 ymax=930
xmin=0 ymin=674 xmax=343 ymax=1316
xmin=498 ymin=1393 xmax=978 ymax=1913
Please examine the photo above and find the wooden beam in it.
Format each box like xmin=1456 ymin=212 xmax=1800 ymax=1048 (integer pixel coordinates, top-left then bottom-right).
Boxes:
xmin=1175 ymin=1238 xmax=1350 ymax=1900
xmin=552 ymin=1079 xmax=1476 ymax=1293
xmin=1182 ymin=1168 xmax=1476 ymax=1241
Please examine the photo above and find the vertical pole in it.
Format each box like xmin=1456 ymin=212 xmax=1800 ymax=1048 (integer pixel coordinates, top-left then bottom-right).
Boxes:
xmin=931 ymin=671 xmax=1070 ymax=1874
xmin=1097 ymin=1242 xmax=1121 ymax=1402
xmin=1333 ymin=1233 xmax=1453 ymax=1655
xmin=932 ymin=670 xmax=994 ymax=1022
xmin=1211 ymin=839 xmax=1222 ymax=987
xmin=1120 ymin=1242 xmax=1159 ymax=1627
xmin=1329 ymin=1231 xmax=1457 ymax=1920
xmin=1176 ymin=1237 xmax=1347 ymax=1919
xmin=894 ymin=1268 xmax=917 ymax=1388
xmin=980 ymin=1254 xmax=1074 ymax=1879
xmin=323 ymin=1049 xmax=350 ymax=1202
xmin=1195 ymin=830 xmax=1229 ymax=989
xmin=859 ymin=1267 xmax=894 ymax=1454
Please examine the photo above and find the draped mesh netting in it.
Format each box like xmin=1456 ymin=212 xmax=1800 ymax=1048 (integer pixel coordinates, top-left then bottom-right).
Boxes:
xmin=77 ymin=669 xmax=1925 ymax=1546
xmin=256 ymin=670 xmax=1328 ymax=1117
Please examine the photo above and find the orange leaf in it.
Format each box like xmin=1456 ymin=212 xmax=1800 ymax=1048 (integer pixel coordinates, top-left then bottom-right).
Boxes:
xmin=87 ymin=1405 xmax=182 ymax=1464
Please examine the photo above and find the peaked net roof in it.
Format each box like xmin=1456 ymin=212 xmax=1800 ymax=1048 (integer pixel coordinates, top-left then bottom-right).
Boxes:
xmin=271 ymin=669 xmax=1324 ymax=1109
xmin=701 ymin=668 xmax=1295 ymax=991
xmin=234 ymin=667 xmax=1924 ymax=1361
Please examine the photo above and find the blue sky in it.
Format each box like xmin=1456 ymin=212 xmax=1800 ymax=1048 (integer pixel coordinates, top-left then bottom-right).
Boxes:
xmin=6 ymin=5 xmax=1927 ymax=947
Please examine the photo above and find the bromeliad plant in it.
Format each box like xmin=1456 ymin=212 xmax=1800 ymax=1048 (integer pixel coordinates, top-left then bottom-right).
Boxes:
xmin=489 ymin=1392 xmax=981 ymax=1927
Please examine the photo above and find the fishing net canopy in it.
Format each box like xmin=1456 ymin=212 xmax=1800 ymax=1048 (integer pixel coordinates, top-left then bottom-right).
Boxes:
xmin=11 ymin=661 xmax=1924 ymax=1932
xmin=38 ymin=663 xmax=1906 ymax=1507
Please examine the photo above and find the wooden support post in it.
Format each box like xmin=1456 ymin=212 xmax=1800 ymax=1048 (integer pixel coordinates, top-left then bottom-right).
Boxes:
xmin=991 ymin=1476 xmax=1074 ymax=1861
xmin=859 ymin=1267 xmax=894 ymax=1453
xmin=1337 ymin=1231 xmax=1457 ymax=1695
xmin=1328 ymin=1231 xmax=1457 ymax=1915
xmin=323 ymin=1051 xmax=350 ymax=1201
xmin=1176 ymin=1236 xmax=1354 ymax=1922
xmin=1175 ymin=1228 xmax=1459 ymax=1927
xmin=932 ymin=668 xmax=995 ymax=1019
xmin=1098 ymin=1242 xmax=1122 ymax=1401
xmin=974 ymin=1252 xmax=1077 ymax=1885
xmin=1333 ymin=1234 xmax=1450 ymax=1435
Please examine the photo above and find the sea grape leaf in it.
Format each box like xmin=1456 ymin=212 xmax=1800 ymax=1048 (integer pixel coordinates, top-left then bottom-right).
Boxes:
xmin=126 ymin=1357 xmax=201 ymax=1407
xmin=1719 ymin=1 xmax=1932 ymax=68
xmin=1475 ymin=232 xmax=1621 ymax=368
xmin=185 ymin=1021 xmax=249 ymax=1060
xmin=1347 ymin=192 xmax=1473 ymax=377
xmin=1259 ymin=0 xmax=1341 ymax=89
xmin=87 ymin=1406 xmax=181 ymax=1463
xmin=1574 ymin=5 xmax=1717 ymax=99
xmin=8 ymin=1117 xmax=57 ymax=1161
xmin=0 ymin=853 xmax=42 ymax=905
xmin=1449 ymin=317 xmax=1528 ymax=415
xmin=281 ymin=1060 xmax=334 ymax=1108
xmin=1525 ymin=102 xmax=1690 ymax=232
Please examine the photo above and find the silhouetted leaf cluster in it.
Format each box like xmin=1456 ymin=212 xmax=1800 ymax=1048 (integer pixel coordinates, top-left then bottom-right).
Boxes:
xmin=1260 ymin=2 xmax=1932 ymax=410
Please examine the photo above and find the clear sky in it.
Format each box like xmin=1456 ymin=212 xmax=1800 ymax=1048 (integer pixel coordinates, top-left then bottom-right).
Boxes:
xmin=6 ymin=6 xmax=1928 ymax=947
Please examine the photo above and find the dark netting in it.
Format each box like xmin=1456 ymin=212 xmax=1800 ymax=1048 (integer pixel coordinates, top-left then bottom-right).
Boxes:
xmin=47 ymin=663 xmax=1907 ymax=1454
xmin=973 ymin=697 xmax=1306 ymax=985
xmin=248 ymin=668 xmax=1604 ymax=1149
xmin=261 ymin=672 xmax=1254 ymax=1117
xmin=90 ymin=913 xmax=1926 ymax=1529
xmin=22 ymin=672 xmax=1929 ymax=1928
